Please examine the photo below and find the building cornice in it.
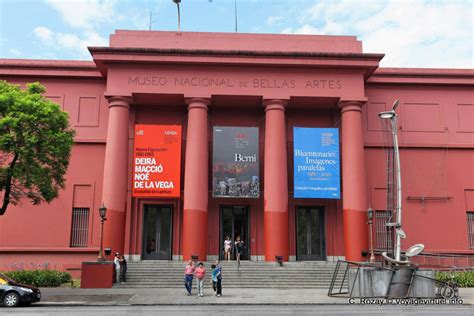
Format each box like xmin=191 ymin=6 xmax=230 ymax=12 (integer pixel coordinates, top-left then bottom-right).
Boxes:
xmin=88 ymin=47 xmax=384 ymax=79
xmin=0 ymin=59 xmax=103 ymax=78
xmin=368 ymin=67 xmax=474 ymax=86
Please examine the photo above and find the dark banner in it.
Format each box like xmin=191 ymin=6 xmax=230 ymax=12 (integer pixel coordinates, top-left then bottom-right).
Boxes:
xmin=212 ymin=127 xmax=259 ymax=198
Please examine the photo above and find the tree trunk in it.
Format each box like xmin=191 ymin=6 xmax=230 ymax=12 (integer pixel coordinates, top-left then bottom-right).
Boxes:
xmin=0 ymin=152 xmax=18 ymax=216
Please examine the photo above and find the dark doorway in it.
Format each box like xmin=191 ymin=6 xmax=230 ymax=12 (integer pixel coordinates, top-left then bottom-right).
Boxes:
xmin=142 ymin=204 xmax=172 ymax=260
xmin=220 ymin=205 xmax=250 ymax=260
xmin=296 ymin=206 xmax=326 ymax=261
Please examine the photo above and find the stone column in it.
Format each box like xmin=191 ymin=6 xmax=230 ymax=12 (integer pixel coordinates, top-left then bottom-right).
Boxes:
xmin=102 ymin=96 xmax=131 ymax=256
xmin=263 ymin=99 xmax=289 ymax=261
xmin=182 ymin=98 xmax=210 ymax=261
xmin=340 ymin=101 xmax=369 ymax=261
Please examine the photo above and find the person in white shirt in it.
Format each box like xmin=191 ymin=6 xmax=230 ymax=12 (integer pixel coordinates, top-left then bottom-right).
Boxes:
xmin=224 ymin=236 xmax=232 ymax=261
xmin=114 ymin=252 xmax=121 ymax=283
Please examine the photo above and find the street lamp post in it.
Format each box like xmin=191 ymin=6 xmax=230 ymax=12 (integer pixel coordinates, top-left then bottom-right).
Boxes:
xmin=173 ymin=0 xmax=181 ymax=32
xmin=98 ymin=203 xmax=107 ymax=262
xmin=367 ymin=207 xmax=376 ymax=263
xmin=378 ymin=100 xmax=404 ymax=262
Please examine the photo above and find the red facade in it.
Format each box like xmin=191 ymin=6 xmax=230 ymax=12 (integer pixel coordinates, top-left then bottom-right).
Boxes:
xmin=0 ymin=31 xmax=473 ymax=274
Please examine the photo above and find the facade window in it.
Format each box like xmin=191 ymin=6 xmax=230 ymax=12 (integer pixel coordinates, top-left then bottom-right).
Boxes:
xmin=70 ymin=208 xmax=89 ymax=247
xmin=468 ymin=212 xmax=474 ymax=249
xmin=375 ymin=210 xmax=393 ymax=251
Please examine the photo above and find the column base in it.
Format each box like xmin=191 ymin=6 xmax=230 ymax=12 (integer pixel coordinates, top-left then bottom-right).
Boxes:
xmin=182 ymin=208 xmax=208 ymax=261
xmin=264 ymin=211 xmax=289 ymax=261
xmin=343 ymin=209 xmax=369 ymax=262
xmin=103 ymin=209 xmax=125 ymax=260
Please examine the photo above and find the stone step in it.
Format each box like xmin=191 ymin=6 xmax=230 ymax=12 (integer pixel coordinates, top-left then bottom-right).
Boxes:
xmin=114 ymin=283 xmax=329 ymax=291
xmin=127 ymin=274 xmax=342 ymax=281
xmin=120 ymin=261 xmax=339 ymax=289
xmin=127 ymin=268 xmax=334 ymax=275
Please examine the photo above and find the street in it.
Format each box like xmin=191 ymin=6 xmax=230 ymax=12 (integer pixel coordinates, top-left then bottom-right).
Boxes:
xmin=2 ymin=305 xmax=473 ymax=316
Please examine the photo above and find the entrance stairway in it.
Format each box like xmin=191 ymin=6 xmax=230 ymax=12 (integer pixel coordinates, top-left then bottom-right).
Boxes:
xmin=116 ymin=261 xmax=339 ymax=289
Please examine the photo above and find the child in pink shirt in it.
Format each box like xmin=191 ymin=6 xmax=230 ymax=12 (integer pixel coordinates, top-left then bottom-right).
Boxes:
xmin=195 ymin=262 xmax=206 ymax=297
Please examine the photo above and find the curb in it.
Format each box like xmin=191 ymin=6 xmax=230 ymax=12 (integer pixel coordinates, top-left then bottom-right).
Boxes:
xmin=37 ymin=301 xmax=473 ymax=307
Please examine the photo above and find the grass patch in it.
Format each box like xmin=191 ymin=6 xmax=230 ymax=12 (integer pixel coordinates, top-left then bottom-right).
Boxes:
xmin=3 ymin=270 xmax=71 ymax=287
xmin=435 ymin=270 xmax=474 ymax=287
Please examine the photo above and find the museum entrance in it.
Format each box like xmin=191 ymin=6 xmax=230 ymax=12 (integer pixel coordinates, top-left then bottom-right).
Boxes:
xmin=296 ymin=206 xmax=326 ymax=261
xmin=220 ymin=205 xmax=250 ymax=261
xmin=142 ymin=204 xmax=172 ymax=260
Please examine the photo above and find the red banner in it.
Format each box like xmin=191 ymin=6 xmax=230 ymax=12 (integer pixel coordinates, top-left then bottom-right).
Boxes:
xmin=132 ymin=125 xmax=182 ymax=197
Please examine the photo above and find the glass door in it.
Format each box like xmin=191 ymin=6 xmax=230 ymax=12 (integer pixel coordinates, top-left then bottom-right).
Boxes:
xmin=296 ymin=206 xmax=326 ymax=261
xmin=142 ymin=205 xmax=172 ymax=260
xmin=220 ymin=205 xmax=249 ymax=260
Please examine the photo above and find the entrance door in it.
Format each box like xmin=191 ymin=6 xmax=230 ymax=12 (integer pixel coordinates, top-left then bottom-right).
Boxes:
xmin=296 ymin=206 xmax=326 ymax=261
xmin=220 ymin=205 xmax=249 ymax=260
xmin=142 ymin=205 xmax=172 ymax=260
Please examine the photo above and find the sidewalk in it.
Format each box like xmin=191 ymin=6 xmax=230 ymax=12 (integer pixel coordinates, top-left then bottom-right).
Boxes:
xmin=38 ymin=287 xmax=474 ymax=306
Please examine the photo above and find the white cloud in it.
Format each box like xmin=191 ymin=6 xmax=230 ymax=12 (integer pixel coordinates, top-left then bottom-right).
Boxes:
xmin=267 ymin=16 xmax=284 ymax=26
xmin=32 ymin=26 xmax=107 ymax=58
xmin=33 ymin=26 xmax=54 ymax=42
xmin=281 ymin=24 xmax=318 ymax=35
xmin=281 ymin=0 xmax=474 ymax=68
xmin=8 ymin=48 xmax=22 ymax=57
xmin=45 ymin=0 xmax=117 ymax=30
xmin=359 ymin=1 xmax=474 ymax=67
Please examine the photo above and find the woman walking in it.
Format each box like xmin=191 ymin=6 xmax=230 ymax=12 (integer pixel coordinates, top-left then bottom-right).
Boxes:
xmin=235 ymin=235 xmax=244 ymax=269
xmin=223 ymin=235 xmax=232 ymax=261
xmin=184 ymin=260 xmax=195 ymax=296
xmin=195 ymin=262 xmax=206 ymax=297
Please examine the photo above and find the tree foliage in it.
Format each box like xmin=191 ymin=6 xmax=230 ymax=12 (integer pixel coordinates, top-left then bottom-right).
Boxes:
xmin=0 ymin=80 xmax=75 ymax=215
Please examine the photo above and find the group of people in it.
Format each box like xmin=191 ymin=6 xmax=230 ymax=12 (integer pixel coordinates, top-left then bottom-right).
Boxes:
xmin=224 ymin=235 xmax=244 ymax=262
xmin=184 ymin=260 xmax=222 ymax=297
xmin=113 ymin=252 xmax=128 ymax=283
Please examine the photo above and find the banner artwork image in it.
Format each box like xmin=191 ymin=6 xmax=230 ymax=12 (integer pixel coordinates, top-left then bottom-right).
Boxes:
xmin=132 ymin=125 xmax=182 ymax=197
xmin=212 ymin=126 xmax=259 ymax=198
xmin=293 ymin=127 xmax=340 ymax=199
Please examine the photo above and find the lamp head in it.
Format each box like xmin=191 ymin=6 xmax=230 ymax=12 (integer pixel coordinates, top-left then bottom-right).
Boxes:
xmin=378 ymin=111 xmax=395 ymax=119
xmin=99 ymin=203 xmax=107 ymax=219
xmin=367 ymin=207 xmax=374 ymax=220
xmin=173 ymin=0 xmax=181 ymax=3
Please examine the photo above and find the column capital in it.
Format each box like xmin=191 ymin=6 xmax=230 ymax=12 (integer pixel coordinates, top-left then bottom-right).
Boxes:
xmin=263 ymin=99 xmax=288 ymax=112
xmin=185 ymin=97 xmax=211 ymax=110
xmin=339 ymin=100 xmax=366 ymax=114
xmin=106 ymin=96 xmax=132 ymax=109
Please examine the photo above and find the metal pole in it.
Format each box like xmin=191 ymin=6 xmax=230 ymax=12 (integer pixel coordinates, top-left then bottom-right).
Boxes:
xmin=392 ymin=115 xmax=403 ymax=262
xmin=98 ymin=217 xmax=105 ymax=261
xmin=177 ymin=3 xmax=181 ymax=31
xmin=234 ymin=0 xmax=238 ymax=32
xmin=369 ymin=218 xmax=375 ymax=263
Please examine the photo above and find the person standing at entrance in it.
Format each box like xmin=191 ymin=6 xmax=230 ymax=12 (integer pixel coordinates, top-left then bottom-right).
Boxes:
xmin=235 ymin=235 xmax=244 ymax=268
xmin=195 ymin=262 xmax=206 ymax=297
xmin=215 ymin=260 xmax=222 ymax=297
xmin=119 ymin=255 xmax=127 ymax=283
xmin=224 ymin=235 xmax=232 ymax=261
xmin=113 ymin=252 xmax=121 ymax=283
xmin=184 ymin=260 xmax=195 ymax=295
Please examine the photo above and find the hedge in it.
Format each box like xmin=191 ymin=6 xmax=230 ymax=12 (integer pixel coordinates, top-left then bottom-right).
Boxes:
xmin=435 ymin=270 xmax=474 ymax=288
xmin=3 ymin=270 xmax=71 ymax=287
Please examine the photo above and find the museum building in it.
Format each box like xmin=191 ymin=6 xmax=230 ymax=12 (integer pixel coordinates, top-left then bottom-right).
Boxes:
xmin=0 ymin=31 xmax=473 ymax=273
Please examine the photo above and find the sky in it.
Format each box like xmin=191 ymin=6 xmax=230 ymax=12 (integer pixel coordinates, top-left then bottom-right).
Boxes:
xmin=0 ymin=0 xmax=473 ymax=68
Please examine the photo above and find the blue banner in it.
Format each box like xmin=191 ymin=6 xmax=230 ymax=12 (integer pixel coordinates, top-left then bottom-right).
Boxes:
xmin=293 ymin=127 xmax=340 ymax=199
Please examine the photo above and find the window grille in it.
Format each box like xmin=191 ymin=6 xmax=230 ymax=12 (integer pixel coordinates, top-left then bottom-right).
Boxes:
xmin=70 ymin=208 xmax=89 ymax=247
xmin=468 ymin=212 xmax=474 ymax=249
xmin=375 ymin=210 xmax=392 ymax=250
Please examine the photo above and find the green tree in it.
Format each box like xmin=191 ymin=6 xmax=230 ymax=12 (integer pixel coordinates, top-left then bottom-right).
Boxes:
xmin=0 ymin=81 xmax=75 ymax=215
